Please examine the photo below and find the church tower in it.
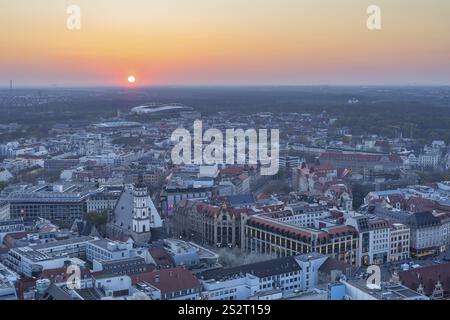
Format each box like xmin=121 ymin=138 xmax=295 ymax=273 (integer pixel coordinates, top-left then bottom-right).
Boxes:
xmin=132 ymin=175 xmax=151 ymax=234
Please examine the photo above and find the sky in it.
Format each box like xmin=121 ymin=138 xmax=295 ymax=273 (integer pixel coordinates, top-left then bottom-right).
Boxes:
xmin=1 ymin=0 xmax=450 ymax=87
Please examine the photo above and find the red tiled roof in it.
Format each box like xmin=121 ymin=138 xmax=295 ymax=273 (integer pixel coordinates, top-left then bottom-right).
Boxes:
xmin=139 ymin=267 xmax=200 ymax=294
xmin=4 ymin=231 xmax=30 ymax=240
xmin=368 ymin=219 xmax=390 ymax=230
xmin=220 ymin=167 xmax=244 ymax=177
xmin=16 ymin=277 xmax=37 ymax=300
xmin=319 ymin=152 xmax=402 ymax=163
xmin=326 ymin=225 xmax=357 ymax=236
xmin=399 ymin=263 xmax=450 ymax=297
xmin=249 ymin=215 xmax=313 ymax=239
xmin=406 ymin=197 xmax=437 ymax=213
xmin=257 ymin=204 xmax=286 ymax=213
xmin=256 ymin=193 xmax=271 ymax=200
xmin=149 ymin=247 xmax=173 ymax=268
xmin=311 ymin=162 xmax=337 ymax=171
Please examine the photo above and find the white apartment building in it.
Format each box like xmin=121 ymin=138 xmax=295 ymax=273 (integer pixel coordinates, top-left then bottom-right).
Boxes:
xmin=418 ymin=152 xmax=440 ymax=169
xmin=94 ymin=274 xmax=133 ymax=299
xmin=5 ymin=236 xmax=95 ymax=276
xmin=281 ymin=205 xmax=330 ymax=228
xmin=200 ymin=253 xmax=328 ymax=300
xmin=87 ymin=186 xmax=123 ymax=213
xmin=346 ymin=215 xmax=390 ymax=265
xmin=32 ymin=236 xmax=95 ymax=258
xmin=6 ymin=247 xmax=83 ymax=277
xmin=86 ymin=239 xmax=135 ymax=263
xmin=389 ymin=223 xmax=410 ymax=262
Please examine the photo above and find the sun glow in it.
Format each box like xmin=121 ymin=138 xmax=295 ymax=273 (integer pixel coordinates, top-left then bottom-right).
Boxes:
xmin=128 ymin=76 xmax=136 ymax=84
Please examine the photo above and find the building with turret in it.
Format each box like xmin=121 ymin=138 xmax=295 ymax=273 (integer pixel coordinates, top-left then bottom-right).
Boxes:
xmin=107 ymin=176 xmax=163 ymax=246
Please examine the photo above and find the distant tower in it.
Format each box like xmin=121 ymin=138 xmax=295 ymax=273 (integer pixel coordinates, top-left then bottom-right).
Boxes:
xmin=117 ymin=109 xmax=121 ymax=119
xmin=10 ymin=80 xmax=13 ymax=90
xmin=132 ymin=174 xmax=151 ymax=235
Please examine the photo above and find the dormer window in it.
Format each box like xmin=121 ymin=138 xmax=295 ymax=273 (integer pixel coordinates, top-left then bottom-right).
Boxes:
xmin=433 ymin=281 xmax=444 ymax=299
xmin=417 ymin=283 xmax=425 ymax=295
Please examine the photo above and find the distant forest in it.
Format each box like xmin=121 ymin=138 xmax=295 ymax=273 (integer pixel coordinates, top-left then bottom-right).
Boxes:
xmin=1 ymin=86 xmax=449 ymax=144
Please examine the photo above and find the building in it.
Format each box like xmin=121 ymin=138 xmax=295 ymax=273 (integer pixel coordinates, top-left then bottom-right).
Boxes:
xmin=199 ymin=254 xmax=327 ymax=300
xmin=136 ymin=267 xmax=201 ymax=300
xmin=44 ymin=159 xmax=80 ymax=171
xmin=87 ymin=185 xmax=123 ymax=213
xmin=5 ymin=236 xmax=94 ymax=276
xmin=0 ymin=274 xmax=17 ymax=300
xmin=389 ymin=223 xmax=410 ymax=262
xmin=89 ymin=274 xmax=132 ymax=300
xmin=92 ymin=256 xmax=152 ymax=274
xmin=131 ymin=103 xmax=193 ymax=116
xmin=0 ymin=218 xmax=25 ymax=243
xmin=218 ymin=167 xmax=251 ymax=195
xmin=173 ymin=199 xmax=246 ymax=248
xmin=275 ymin=204 xmax=330 ymax=228
xmin=364 ymin=183 xmax=450 ymax=254
xmin=0 ymin=168 xmax=14 ymax=183
xmin=292 ymin=164 xmax=315 ymax=192
xmin=199 ymin=257 xmax=310 ymax=300
xmin=346 ymin=215 xmax=391 ymax=265
xmin=418 ymin=151 xmax=440 ymax=169
xmin=242 ymin=212 xmax=359 ymax=266
xmin=41 ymin=273 xmax=133 ymax=300
xmin=0 ymin=200 xmax=10 ymax=221
xmin=318 ymin=152 xmax=402 ymax=172
xmin=86 ymin=239 xmax=135 ymax=263
xmin=107 ymin=177 xmax=163 ymax=245
xmin=5 ymin=186 xmax=89 ymax=227
xmin=30 ymin=236 xmax=94 ymax=258
xmin=160 ymin=168 xmax=215 ymax=217
xmin=408 ymin=212 xmax=443 ymax=257
xmin=157 ymin=239 xmax=220 ymax=272
xmin=279 ymin=156 xmax=303 ymax=169
xmin=0 ymin=262 xmax=18 ymax=300
xmin=335 ymin=279 xmax=428 ymax=300
xmin=399 ymin=263 xmax=450 ymax=299
xmin=129 ymin=170 xmax=163 ymax=187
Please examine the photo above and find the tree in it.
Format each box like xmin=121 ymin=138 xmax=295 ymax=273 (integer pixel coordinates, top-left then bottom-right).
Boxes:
xmin=86 ymin=209 xmax=109 ymax=226
xmin=216 ymin=248 xmax=275 ymax=268
xmin=0 ymin=181 xmax=7 ymax=191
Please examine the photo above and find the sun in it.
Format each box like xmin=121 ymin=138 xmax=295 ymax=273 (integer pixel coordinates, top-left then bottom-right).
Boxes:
xmin=127 ymin=76 xmax=136 ymax=84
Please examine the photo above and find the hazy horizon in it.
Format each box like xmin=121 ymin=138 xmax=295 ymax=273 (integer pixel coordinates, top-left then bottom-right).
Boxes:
xmin=2 ymin=0 xmax=450 ymax=87
xmin=1 ymin=84 xmax=450 ymax=90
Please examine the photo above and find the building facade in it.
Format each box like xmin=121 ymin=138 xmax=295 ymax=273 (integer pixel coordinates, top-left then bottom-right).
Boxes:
xmin=389 ymin=223 xmax=410 ymax=262
xmin=242 ymin=213 xmax=359 ymax=266
xmin=173 ymin=199 xmax=245 ymax=248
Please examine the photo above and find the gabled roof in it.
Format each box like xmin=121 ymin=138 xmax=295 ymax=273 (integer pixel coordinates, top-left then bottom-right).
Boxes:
xmin=226 ymin=194 xmax=256 ymax=207
xmin=140 ymin=267 xmax=200 ymax=294
xmin=199 ymin=256 xmax=301 ymax=281
xmin=319 ymin=152 xmax=402 ymax=163
xmin=407 ymin=211 xmax=441 ymax=227
xmin=399 ymin=263 xmax=450 ymax=297
xmin=149 ymin=247 xmax=174 ymax=268
xmin=319 ymin=257 xmax=354 ymax=275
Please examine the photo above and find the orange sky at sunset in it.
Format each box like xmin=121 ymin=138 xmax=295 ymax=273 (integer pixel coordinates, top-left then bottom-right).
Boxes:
xmin=1 ymin=0 xmax=450 ymax=86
